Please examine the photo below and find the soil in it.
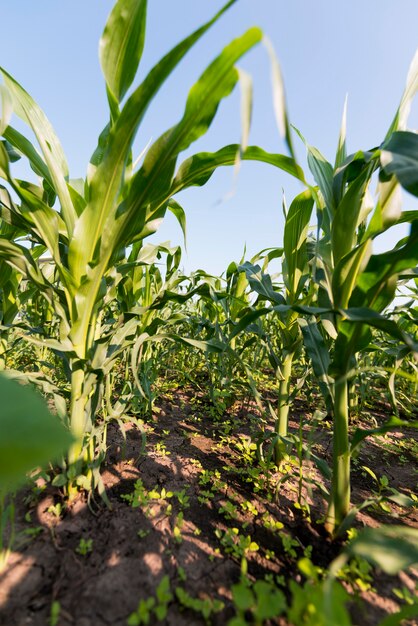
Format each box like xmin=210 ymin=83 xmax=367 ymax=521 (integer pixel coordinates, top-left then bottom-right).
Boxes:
xmin=1 ymin=386 xmax=417 ymax=626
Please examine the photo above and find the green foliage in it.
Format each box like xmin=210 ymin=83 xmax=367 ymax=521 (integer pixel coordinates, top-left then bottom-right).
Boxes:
xmin=0 ymin=4 xmax=418 ymax=624
xmin=175 ymin=587 xmax=224 ymax=622
xmin=346 ymin=525 xmax=418 ymax=576
xmin=127 ymin=576 xmax=173 ymax=625
xmin=229 ymin=579 xmax=286 ymax=625
xmin=287 ymin=578 xmax=351 ymax=626
xmin=0 ymin=374 xmax=72 ymax=491
xmin=48 ymin=601 xmax=61 ymax=626
xmin=0 ymin=0 xmax=268 ymax=497
xmin=75 ymin=537 xmax=93 ymax=556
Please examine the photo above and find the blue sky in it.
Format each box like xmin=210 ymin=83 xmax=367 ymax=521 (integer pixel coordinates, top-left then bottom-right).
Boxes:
xmin=1 ymin=1 xmax=417 ymax=276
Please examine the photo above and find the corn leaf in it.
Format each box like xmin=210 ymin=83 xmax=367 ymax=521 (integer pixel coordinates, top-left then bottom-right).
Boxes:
xmin=3 ymin=126 xmax=52 ymax=184
xmin=69 ymin=1 xmax=240 ymax=287
xmin=167 ymin=198 xmax=187 ymax=249
xmin=263 ymin=36 xmax=296 ymax=161
xmin=352 ymin=221 xmax=418 ymax=309
xmin=338 ymin=307 xmax=418 ymax=357
xmin=0 ymin=84 xmax=12 ymax=135
xmin=299 ymin=317 xmax=332 ymax=400
xmin=331 ymin=165 xmax=372 ymax=267
xmin=283 ymin=189 xmax=314 ymax=299
xmin=99 ymin=0 xmax=147 ymax=104
xmin=334 ymin=96 xmax=348 ymax=169
xmin=110 ymin=28 xmax=263 ymax=249
xmin=0 ymin=68 xmax=76 ymax=234
xmin=387 ymin=47 xmax=418 ymax=136
xmin=239 ymin=262 xmax=285 ymax=305
xmin=351 ymin=415 xmax=418 ymax=453
xmin=0 ymin=374 xmax=73 ymax=490
xmin=381 ymin=131 xmax=418 ymax=197
xmin=347 ymin=525 xmax=418 ymax=575
xmin=294 ymin=126 xmax=334 ymax=213
xmin=331 ymin=240 xmax=372 ymax=309
xmin=0 ymin=143 xmax=61 ymax=261
xmin=171 ymin=145 xmax=305 ymax=196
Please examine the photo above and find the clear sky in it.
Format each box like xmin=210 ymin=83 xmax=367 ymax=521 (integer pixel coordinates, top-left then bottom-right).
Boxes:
xmin=1 ymin=1 xmax=417 ymax=277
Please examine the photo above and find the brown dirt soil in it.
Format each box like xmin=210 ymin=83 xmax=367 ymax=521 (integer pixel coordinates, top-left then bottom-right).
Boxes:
xmin=0 ymin=387 xmax=417 ymax=626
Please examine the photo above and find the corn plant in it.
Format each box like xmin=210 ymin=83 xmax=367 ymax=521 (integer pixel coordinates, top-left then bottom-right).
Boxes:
xmin=296 ymin=56 xmax=418 ymax=535
xmin=0 ymin=0 xmax=274 ymax=496
xmin=238 ymin=190 xmax=316 ymax=463
xmin=228 ymin=51 xmax=418 ymax=537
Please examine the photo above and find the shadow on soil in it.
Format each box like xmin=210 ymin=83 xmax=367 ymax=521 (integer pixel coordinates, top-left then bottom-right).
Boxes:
xmin=1 ymin=390 xmax=416 ymax=625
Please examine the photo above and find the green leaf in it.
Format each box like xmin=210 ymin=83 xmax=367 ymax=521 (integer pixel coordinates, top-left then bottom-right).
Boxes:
xmin=331 ymin=165 xmax=373 ymax=267
xmin=116 ymin=27 xmax=263 ymax=249
xmin=0 ymin=375 xmax=73 ymax=491
xmin=239 ymin=262 xmax=285 ymax=305
xmin=231 ymin=583 xmax=254 ymax=611
xmin=294 ymin=126 xmax=334 ymax=212
xmin=350 ymin=415 xmax=418 ymax=454
xmin=68 ymin=0 xmax=240 ymax=298
xmin=335 ymin=96 xmax=347 ymax=169
xmin=228 ymin=306 xmax=271 ymax=340
xmin=288 ymin=579 xmax=350 ymax=626
xmin=335 ymin=307 xmax=418 ymax=364
xmin=283 ymin=189 xmax=314 ymax=299
xmin=167 ymin=198 xmax=187 ymax=249
xmin=253 ymin=581 xmax=286 ymax=620
xmin=387 ymin=47 xmax=418 ymax=136
xmin=99 ymin=0 xmax=147 ymax=104
xmin=0 ymin=84 xmax=13 ymax=135
xmin=299 ymin=317 xmax=332 ymax=400
xmin=172 ymin=144 xmax=305 ymax=196
xmin=332 ymin=240 xmax=372 ymax=309
xmin=381 ymin=131 xmax=418 ymax=197
xmin=352 ymin=222 xmax=418 ymax=311
xmin=263 ymin=36 xmax=296 ymax=161
xmin=347 ymin=525 xmax=418 ymax=575
xmin=0 ymin=238 xmax=50 ymax=291
xmin=0 ymin=68 xmax=76 ymax=234
xmin=3 ymin=126 xmax=52 ymax=184
xmin=51 ymin=474 xmax=68 ymax=487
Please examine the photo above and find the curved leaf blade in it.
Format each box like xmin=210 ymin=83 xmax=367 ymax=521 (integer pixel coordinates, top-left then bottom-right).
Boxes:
xmin=283 ymin=189 xmax=314 ymax=299
xmin=69 ymin=1 xmax=239 ymax=287
xmin=0 ymin=68 xmax=75 ymax=234
xmin=381 ymin=130 xmax=418 ymax=197
xmin=171 ymin=145 xmax=305 ymax=197
xmin=347 ymin=525 xmax=418 ymax=575
xmin=99 ymin=0 xmax=147 ymax=103
xmin=0 ymin=374 xmax=73 ymax=490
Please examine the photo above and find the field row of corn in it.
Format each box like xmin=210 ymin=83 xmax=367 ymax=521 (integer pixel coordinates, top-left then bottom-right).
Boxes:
xmin=0 ymin=1 xmax=417 ymax=624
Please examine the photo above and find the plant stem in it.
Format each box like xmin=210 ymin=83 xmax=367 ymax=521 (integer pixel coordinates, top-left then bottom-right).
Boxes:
xmin=68 ymin=365 xmax=87 ymax=470
xmin=0 ymin=492 xmax=15 ymax=572
xmin=0 ymin=334 xmax=7 ymax=371
xmin=325 ymin=376 xmax=350 ymax=536
xmin=274 ymin=351 xmax=294 ymax=465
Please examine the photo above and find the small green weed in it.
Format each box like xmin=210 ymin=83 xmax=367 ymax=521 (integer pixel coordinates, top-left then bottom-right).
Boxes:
xmin=228 ymin=579 xmax=286 ymax=625
xmin=127 ymin=576 xmax=173 ymax=625
xmin=175 ymin=587 xmax=224 ymax=623
xmin=75 ymin=538 xmax=93 ymax=556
